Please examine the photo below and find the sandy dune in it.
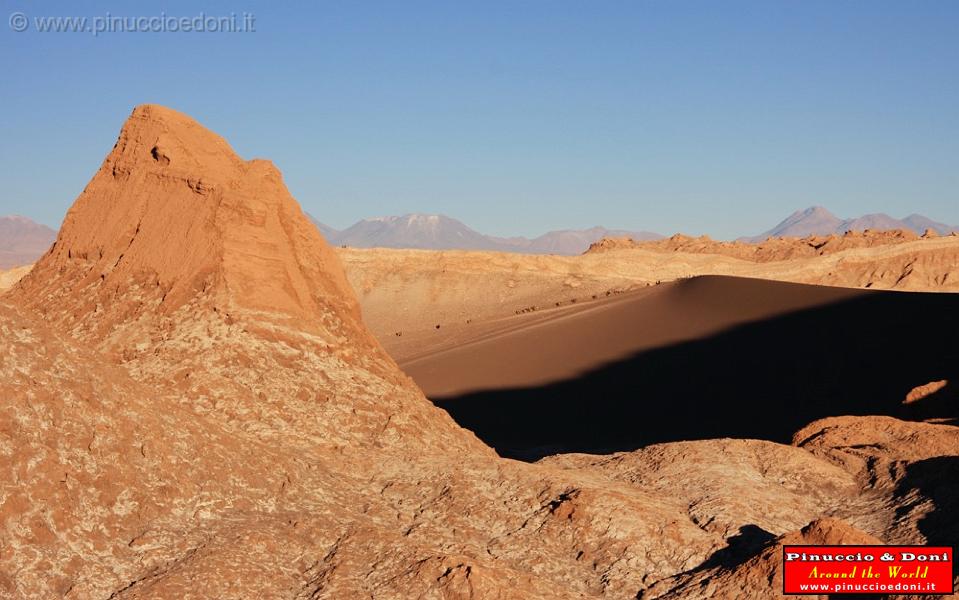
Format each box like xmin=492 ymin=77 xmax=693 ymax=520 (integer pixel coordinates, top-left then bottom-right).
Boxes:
xmin=401 ymin=275 xmax=958 ymax=459
xmin=403 ymin=276 xmax=867 ymax=396
xmin=338 ymin=233 xmax=959 ymax=364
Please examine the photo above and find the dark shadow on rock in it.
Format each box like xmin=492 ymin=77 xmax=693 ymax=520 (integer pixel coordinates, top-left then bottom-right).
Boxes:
xmin=893 ymin=456 xmax=959 ymax=547
xmin=699 ymin=524 xmax=776 ymax=571
xmin=432 ymin=289 xmax=959 ymax=460
xmin=634 ymin=525 xmax=777 ymax=599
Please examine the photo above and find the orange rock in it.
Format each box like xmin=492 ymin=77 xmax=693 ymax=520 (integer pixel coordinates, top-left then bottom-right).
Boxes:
xmin=905 ymin=379 xmax=949 ymax=404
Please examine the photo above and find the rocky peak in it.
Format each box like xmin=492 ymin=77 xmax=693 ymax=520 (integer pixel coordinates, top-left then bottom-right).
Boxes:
xmin=15 ymin=104 xmax=362 ymax=338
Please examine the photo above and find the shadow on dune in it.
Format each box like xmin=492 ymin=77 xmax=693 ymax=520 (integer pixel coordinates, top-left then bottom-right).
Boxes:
xmin=431 ymin=285 xmax=959 ymax=461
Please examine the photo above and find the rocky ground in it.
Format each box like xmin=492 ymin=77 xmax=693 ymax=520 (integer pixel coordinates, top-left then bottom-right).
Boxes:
xmin=1 ymin=105 xmax=956 ymax=599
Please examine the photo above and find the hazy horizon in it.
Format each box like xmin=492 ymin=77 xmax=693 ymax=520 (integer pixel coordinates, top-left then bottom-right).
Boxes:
xmin=2 ymin=1 xmax=957 ymax=238
xmin=5 ymin=203 xmax=957 ymax=244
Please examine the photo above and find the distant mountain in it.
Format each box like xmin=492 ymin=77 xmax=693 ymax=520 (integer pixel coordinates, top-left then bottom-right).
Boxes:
xmin=519 ymin=226 xmax=662 ymax=255
xmin=305 ymin=213 xmax=340 ymax=240
xmin=311 ymin=213 xmax=661 ymax=255
xmin=743 ymin=207 xmax=958 ymax=241
xmin=842 ymin=213 xmax=915 ymax=233
xmin=743 ymin=207 xmax=842 ymax=240
xmin=0 ymin=215 xmax=56 ymax=268
xmin=901 ymin=213 xmax=958 ymax=236
xmin=335 ymin=214 xmax=504 ymax=251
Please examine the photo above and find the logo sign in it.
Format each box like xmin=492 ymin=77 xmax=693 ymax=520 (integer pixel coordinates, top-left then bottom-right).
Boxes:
xmin=783 ymin=545 xmax=954 ymax=595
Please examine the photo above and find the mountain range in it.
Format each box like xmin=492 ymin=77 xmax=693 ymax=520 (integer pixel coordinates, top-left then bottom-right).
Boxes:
xmin=314 ymin=207 xmax=958 ymax=252
xmin=742 ymin=206 xmax=958 ymax=242
xmin=3 ymin=206 xmax=957 ymax=268
xmin=309 ymin=213 xmax=663 ymax=255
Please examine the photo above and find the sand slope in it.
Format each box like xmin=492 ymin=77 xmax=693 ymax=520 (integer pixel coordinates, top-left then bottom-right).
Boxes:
xmin=403 ymin=276 xmax=867 ymax=396
xmin=338 ymin=232 xmax=959 ymax=362
xmin=402 ymin=276 xmax=958 ymax=459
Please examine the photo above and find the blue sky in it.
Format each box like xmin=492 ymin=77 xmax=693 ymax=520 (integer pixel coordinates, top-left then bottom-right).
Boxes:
xmin=1 ymin=1 xmax=956 ymax=238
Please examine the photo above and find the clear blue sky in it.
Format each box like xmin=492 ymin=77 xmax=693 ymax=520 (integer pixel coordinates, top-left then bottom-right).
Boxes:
xmin=1 ymin=1 xmax=957 ymax=238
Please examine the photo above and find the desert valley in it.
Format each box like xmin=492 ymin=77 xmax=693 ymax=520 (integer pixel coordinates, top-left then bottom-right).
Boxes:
xmin=0 ymin=105 xmax=956 ymax=599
